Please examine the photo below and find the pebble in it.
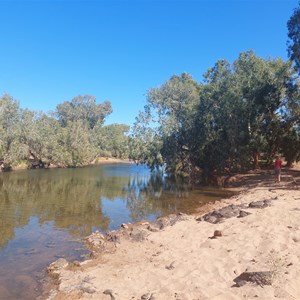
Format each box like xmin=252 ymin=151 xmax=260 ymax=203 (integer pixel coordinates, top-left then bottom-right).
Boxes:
xmin=213 ymin=230 xmax=223 ymax=237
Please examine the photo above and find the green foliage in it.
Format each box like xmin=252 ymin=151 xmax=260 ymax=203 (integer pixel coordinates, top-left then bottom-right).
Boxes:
xmin=0 ymin=93 xmax=129 ymax=170
xmin=288 ymin=4 xmax=300 ymax=73
xmin=0 ymin=94 xmax=26 ymax=167
xmin=132 ymin=52 xmax=300 ymax=182
xmin=129 ymin=127 xmax=163 ymax=170
xmin=1 ymin=49 xmax=300 ymax=182
xmin=61 ymin=120 xmax=96 ymax=167
xmin=92 ymin=123 xmax=130 ymax=158
xmin=281 ymin=128 xmax=300 ymax=166
xmin=56 ymin=95 xmax=112 ymax=129
xmin=131 ymin=73 xmax=199 ymax=174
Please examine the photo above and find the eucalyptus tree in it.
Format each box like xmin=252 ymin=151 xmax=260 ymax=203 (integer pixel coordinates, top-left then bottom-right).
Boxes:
xmin=56 ymin=95 xmax=112 ymax=129
xmin=129 ymin=124 xmax=163 ymax=170
xmin=288 ymin=3 xmax=300 ymax=73
xmin=133 ymin=52 xmax=299 ymax=182
xmin=0 ymin=94 xmax=25 ymax=168
xmin=63 ymin=120 xmax=97 ymax=167
xmin=32 ymin=114 xmax=68 ymax=166
xmin=194 ymin=51 xmax=298 ymax=173
xmin=92 ymin=123 xmax=130 ymax=158
xmin=55 ymin=95 xmax=114 ymax=166
xmin=280 ymin=75 xmax=300 ymax=166
xmin=233 ymin=51 xmax=296 ymax=166
xmin=281 ymin=128 xmax=300 ymax=166
xmin=18 ymin=110 xmax=74 ymax=167
xmin=191 ymin=59 xmax=248 ymax=177
xmin=132 ymin=73 xmax=200 ymax=175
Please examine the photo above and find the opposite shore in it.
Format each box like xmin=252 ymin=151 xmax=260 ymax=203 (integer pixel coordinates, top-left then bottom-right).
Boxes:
xmin=1 ymin=157 xmax=134 ymax=172
xmin=42 ymin=165 xmax=300 ymax=300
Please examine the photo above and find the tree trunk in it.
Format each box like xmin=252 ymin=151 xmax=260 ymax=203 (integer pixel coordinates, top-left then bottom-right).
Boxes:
xmin=253 ymin=152 xmax=260 ymax=169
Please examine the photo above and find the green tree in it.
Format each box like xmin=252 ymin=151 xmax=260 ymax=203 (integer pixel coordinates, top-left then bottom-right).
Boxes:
xmin=0 ymin=94 xmax=26 ymax=168
xmin=133 ymin=52 xmax=299 ymax=183
xmin=132 ymin=73 xmax=200 ymax=175
xmin=234 ymin=51 xmax=295 ymax=165
xmin=191 ymin=59 xmax=248 ymax=177
xmin=281 ymin=128 xmax=300 ymax=167
xmin=64 ymin=120 xmax=97 ymax=167
xmin=288 ymin=3 xmax=300 ymax=73
xmin=56 ymin=95 xmax=112 ymax=129
xmin=92 ymin=123 xmax=130 ymax=158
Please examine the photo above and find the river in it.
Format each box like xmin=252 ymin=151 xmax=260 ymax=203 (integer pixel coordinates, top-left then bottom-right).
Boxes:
xmin=0 ymin=163 xmax=232 ymax=299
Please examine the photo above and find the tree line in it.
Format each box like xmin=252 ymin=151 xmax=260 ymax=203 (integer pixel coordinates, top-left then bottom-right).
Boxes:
xmin=1 ymin=55 xmax=299 ymax=178
xmin=131 ymin=51 xmax=300 ymax=183
xmin=0 ymin=94 xmax=130 ymax=170
xmin=129 ymin=7 xmax=300 ymax=183
xmin=2 ymin=4 xmax=300 ymax=181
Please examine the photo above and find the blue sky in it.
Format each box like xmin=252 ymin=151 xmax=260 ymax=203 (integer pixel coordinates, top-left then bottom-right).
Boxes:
xmin=0 ymin=0 xmax=298 ymax=126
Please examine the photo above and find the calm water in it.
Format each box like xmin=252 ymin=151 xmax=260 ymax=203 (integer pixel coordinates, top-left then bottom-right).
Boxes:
xmin=0 ymin=163 xmax=232 ymax=299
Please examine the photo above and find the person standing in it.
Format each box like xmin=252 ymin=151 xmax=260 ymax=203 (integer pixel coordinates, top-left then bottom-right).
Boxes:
xmin=274 ymin=156 xmax=283 ymax=182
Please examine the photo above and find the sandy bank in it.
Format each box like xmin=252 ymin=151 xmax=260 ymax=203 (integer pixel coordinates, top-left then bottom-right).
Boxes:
xmin=43 ymin=167 xmax=300 ymax=300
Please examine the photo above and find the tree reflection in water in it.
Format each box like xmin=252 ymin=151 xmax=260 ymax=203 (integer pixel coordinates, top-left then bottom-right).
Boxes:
xmin=0 ymin=164 xmax=233 ymax=300
xmin=124 ymin=170 xmax=232 ymax=222
xmin=0 ymin=165 xmax=232 ymax=249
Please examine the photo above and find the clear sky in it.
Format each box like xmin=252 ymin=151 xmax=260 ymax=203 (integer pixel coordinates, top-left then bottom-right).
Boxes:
xmin=0 ymin=0 xmax=298 ymax=126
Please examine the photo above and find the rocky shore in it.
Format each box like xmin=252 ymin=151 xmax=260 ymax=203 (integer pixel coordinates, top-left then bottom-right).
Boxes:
xmin=41 ymin=167 xmax=300 ymax=300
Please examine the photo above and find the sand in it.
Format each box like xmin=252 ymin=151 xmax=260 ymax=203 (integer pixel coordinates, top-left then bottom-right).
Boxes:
xmin=44 ymin=167 xmax=300 ymax=300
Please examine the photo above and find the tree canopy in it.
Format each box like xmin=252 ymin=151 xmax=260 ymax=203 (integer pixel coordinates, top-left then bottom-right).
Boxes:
xmin=2 ymin=49 xmax=300 ymax=182
xmin=0 ymin=94 xmax=129 ymax=170
xmin=288 ymin=4 xmax=300 ymax=73
xmin=56 ymin=95 xmax=112 ymax=129
xmin=131 ymin=51 xmax=300 ymax=183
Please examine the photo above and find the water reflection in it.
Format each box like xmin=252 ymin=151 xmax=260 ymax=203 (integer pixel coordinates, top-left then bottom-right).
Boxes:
xmin=0 ymin=164 xmax=232 ymax=299
xmin=124 ymin=171 xmax=232 ymax=222
xmin=0 ymin=165 xmax=232 ymax=248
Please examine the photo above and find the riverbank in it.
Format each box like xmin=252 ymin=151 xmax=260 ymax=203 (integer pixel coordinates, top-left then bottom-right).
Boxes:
xmin=42 ymin=166 xmax=300 ymax=300
xmin=3 ymin=157 xmax=133 ymax=172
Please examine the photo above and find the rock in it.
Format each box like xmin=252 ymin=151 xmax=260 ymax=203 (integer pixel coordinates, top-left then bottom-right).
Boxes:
xmin=237 ymin=210 xmax=251 ymax=218
xmin=147 ymin=225 xmax=160 ymax=232
xmin=239 ymin=203 xmax=250 ymax=209
xmin=141 ymin=292 xmax=154 ymax=300
xmin=249 ymin=200 xmax=272 ymax=209
xmin=47 ymin=258 xmax=68 ymax=276
xmin=204 ymin=215 xmax=219 ymax=224
xmin=165 ymin=261 xmax=176 ymax=270
xmin=233 ymin=271 xmax=273 ymax=287
xmin=263 ymin=199 xmax=272 ymax=207
xmin=80 ymin=286 xmax=96 ymax=294
xmin=201 ymin=204 xmax=243 ymax=223
xmin=153 ymin=213 xmax=189 ymax=230
xmin=213 ymin=230 xmax=223 ymax=237
xmin=105 ymin=231 xmax=121 ymax=244
xmin=103 ymin=289 xmax=115 ymax=300
xmin=129 ymin=228 xmax=148 ymax=242
xmin=249 ymin=201 xmax=265 ymax=208
xmin=235 ymin=280 xmax=247 ymax=287
xmin=71 ymin=260 xmax=81 ymax=267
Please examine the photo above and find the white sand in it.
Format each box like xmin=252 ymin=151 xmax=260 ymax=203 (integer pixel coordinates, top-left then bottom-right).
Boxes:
xmin=45 ymin=173 xmax=300 ymax=300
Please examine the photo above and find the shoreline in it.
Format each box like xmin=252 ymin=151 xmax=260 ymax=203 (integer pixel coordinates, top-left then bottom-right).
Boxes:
xmin=41 ymin=166 xmax=300 ymax=300
xmin=2 ymin=157 xmax=134 ymax=172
